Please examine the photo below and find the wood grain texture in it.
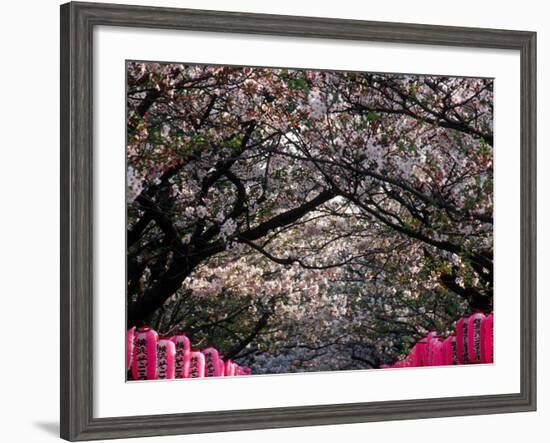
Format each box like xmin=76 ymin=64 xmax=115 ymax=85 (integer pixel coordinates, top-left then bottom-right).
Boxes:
xmin=60 ymin=2 xmax=537 ymax=441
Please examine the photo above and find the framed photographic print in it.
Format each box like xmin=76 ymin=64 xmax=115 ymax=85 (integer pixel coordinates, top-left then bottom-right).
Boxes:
xmin=60 ymin=1 xmax=536 ymax=441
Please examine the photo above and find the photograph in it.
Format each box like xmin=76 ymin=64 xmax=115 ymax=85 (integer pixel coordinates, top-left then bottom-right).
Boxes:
xmin=0 ymin=0 xmax=542 ymax=441
xmin=53 ymin=1 xmax=538 ymax=440
xmin=126 ymin=62 xmax=494 ymax=380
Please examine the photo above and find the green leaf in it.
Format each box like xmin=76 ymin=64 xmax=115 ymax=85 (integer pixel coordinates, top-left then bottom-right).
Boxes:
xmin=367 ymin=111 xmax=380 ymax=122
xmin=288 ymin=77 xmax=310 ymax=92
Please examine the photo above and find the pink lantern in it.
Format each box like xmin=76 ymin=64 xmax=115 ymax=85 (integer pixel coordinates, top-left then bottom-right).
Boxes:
xmin=170 ymin=334 xmax=191 ymax=378
xmin=468 ymin=312 xmax=486 ymax=363
xmin=225 ymin=360 xmax=236 ymax=377
xmin=157 ymin=339 xmax=176 ymax=379
xmin=409 ymin=343 xmax=424 ymax=367
xmin=437 ymin=341 xmax=445 ymax=366
xmin=410 ymin=341 xmax=426 ymax=367
xmin=456 ymin=317 xmax=469 ymax=364
xmin=217 ymin=358 xmax=225 ymax=377
xmin=442 ymin=335 xmax=457 ymax=366
xmin=429 ymin=339 xmax=443 ymax=366
xmin=416 ymin=332 xmax=436 ymax=366
xmin=131 ymin=326 xmax=158 ymax=380
xmin=407 ymin=348 xmax=417 ymax=367
xmin=127 ymin=327 xmax=135 ymax=371
xmin=480 ymin=313 xmax=494 ymax=363
xmin=189 ymin=351 xmax=205 ymax=378
xmin=203 ymin=347 xmax=222 ymax=377
xmin=426 ymin=333 xmax=440 ymax=366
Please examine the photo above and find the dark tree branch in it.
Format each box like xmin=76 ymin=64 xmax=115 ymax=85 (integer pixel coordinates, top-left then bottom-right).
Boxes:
xmin=127 ymin=188 xmax=336 ymax=327
xmin=224 ymin=312 xmax=271 ymax=360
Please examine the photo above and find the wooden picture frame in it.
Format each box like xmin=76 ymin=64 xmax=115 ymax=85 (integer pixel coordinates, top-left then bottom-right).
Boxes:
xmin=60 ymin=1 xmax=536 ymax=440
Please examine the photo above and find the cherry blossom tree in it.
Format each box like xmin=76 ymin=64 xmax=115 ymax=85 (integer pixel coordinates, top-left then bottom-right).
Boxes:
xmin=126 ymin=62 xmax=493 ymax=372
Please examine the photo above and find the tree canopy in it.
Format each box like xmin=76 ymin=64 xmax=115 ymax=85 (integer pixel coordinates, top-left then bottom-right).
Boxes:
xmin=126 ymin=62 xmax=493 ymax=373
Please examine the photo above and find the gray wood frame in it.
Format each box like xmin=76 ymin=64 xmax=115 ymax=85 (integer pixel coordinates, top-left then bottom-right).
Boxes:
xmin=60 ymin=1 xmax=537 ymax=441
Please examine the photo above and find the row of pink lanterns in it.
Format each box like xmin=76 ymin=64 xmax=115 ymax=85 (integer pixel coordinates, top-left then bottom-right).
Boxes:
xmin=380 ymin=312 xmax=493 ymax=369
xmin=127 ymin=327 xmax=251 ymax=380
